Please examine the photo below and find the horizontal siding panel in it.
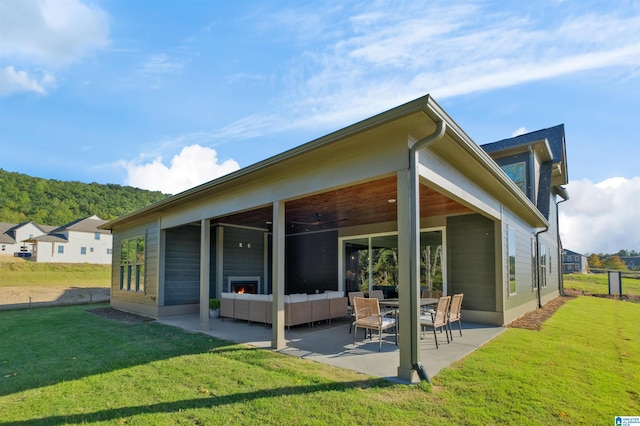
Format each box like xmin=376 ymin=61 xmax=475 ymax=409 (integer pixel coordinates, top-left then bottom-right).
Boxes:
xmin=164 ymin=226 xmax=200 ymax=306
xmin=447 ymin=214 xmax=496 ymax=312
xmin=222 ymin=227 xmax=266 ymax=293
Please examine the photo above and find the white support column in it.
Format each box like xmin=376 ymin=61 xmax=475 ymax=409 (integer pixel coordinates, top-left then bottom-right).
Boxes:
xmin=271 ymin=200 xmax=286 ymax=349
xmin=397 ymin=166 xmax=421 ymax=383
xmin=199 ymin=218 xmax=211 ymax=330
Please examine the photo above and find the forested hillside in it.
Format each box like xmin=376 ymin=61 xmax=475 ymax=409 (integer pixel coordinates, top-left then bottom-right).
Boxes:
xmin=0 ymin=169 xmax=169 ymax=225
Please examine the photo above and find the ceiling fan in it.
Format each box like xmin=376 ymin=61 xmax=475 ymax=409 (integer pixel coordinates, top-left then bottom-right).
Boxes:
xmin=289 ymin=213 xmax=348 ymax=227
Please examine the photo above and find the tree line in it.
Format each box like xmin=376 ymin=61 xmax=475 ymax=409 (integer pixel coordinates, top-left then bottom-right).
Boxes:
xmin=587 ymin=250 xmax=640 ymax=271
xmin=0 ymin=169 xmax=169 ymax=226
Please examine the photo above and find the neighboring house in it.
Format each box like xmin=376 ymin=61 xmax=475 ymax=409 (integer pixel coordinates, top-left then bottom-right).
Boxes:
xmin=0 ymin=221 xmax=56 ymax=256
xmin=620 ymin=257 xmax=640 ymax=270
xmin=562 ymin=249 xmax=588 ymax=273
xmin=22 ymin=215 xmax=113 ymax=264
xmin=101 ymin=94 xmax=569 ymax=383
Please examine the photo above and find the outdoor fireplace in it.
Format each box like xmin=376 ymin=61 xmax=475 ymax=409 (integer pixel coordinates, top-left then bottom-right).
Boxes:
xmin=228 ymin=276 xmax=261 ymax=294
xmin=232 ymin=283 xmax=257 ymax=294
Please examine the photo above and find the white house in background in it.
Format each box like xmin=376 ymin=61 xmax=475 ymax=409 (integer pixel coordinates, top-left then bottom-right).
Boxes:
xmin=0 ymin=221 xmax=56 ymax=257
xmin=24 ymin=215 xmax=113 ymax=264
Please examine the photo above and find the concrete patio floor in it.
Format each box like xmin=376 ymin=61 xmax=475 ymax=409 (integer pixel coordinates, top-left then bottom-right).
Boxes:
xmin=158 ymin=314 xmax=505 ymax=383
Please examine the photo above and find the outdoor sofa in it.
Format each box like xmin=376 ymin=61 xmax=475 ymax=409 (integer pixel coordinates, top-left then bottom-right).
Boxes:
xmin=220 ymin=291 xmax=348 ymax=328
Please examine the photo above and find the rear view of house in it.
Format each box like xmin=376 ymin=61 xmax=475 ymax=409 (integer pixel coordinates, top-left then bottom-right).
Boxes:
xmin=101 ymin=94 xmax=569 ymax=383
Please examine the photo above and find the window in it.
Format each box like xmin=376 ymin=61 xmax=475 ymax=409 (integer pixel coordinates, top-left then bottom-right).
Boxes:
xmin=95 ymin=232 xmax=101 ymax=240
xmin=540 ymin=244 xmax=548 ymax=288
xmin=107 ymin=248 xmax=112 ymax=255
xmin=58 ymin=245 xmax=64 ymax=254
xmin=90 ymin=247 xmax=94 ymax=253
xmin=80 ymin=247 xmax=87 ymax=255
xmin=508 ymin=226 xmax=516 ymax=294
xmin=501 ymin=162 xmax=526 ymax=193
xmin=120 ymin=236 xmax=145 ymax=292
xmin=1 ymin=245 xmax=5 ymax=251
xmin=574 ymin=255 xmax=578 ymax=261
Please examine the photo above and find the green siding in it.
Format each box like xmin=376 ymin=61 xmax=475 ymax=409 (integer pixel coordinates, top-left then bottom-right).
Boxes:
xmin=447 ymin=214 xmax=496 ymax=312
xmin=286 ymin=231 xmax=338 ymax=294
xmin=222 ymin=226 xmax=266 ymax=293
xmin=164 ymin=226 xmax=200 ymax=306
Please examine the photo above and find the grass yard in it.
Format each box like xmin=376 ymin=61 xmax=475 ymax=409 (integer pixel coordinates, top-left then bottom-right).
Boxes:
xmin=564 ymin=272 xmax=640 ymax=298
xmin=1 ymin=296 xmax=638 ymax=425
xmin=0 ymin=256 xmax=110 ymax=287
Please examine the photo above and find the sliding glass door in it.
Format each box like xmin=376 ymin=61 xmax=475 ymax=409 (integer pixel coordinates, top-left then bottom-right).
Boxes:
xmin=420 ymin=230 xmax=444 ymax=293
xmin=341 ymin=228 xmax=445 ymax=296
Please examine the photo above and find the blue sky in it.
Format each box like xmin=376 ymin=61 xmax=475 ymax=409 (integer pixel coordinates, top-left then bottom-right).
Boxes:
xmin=1 ymin=0 xmax=639 ymax=254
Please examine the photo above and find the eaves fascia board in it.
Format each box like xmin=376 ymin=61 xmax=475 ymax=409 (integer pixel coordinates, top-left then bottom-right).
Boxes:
xmin=425 ymin=101 xmax=548 ymax=228
xmin=101 ymin=95 xmax=438 ymax=230
xmin=486 ymin=138 xmax=554 ymax=163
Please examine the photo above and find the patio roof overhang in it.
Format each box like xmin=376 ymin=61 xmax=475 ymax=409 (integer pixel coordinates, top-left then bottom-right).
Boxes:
xmin=101 ymin=94 xmax=547 ymax=232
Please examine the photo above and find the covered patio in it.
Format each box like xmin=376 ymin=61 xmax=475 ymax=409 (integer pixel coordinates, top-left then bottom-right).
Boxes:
xmin=104 ymin=94 xmax=556 ymax=384
xmin=158 ymin=314 xmax=505 ymax=382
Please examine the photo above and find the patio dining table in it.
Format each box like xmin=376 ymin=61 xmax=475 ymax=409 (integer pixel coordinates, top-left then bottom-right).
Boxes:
xmin=378 ymin=298 xmax=439 ymax=309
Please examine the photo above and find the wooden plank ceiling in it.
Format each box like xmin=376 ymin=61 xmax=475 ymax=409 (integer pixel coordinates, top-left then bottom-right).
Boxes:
xmin=214 ymin=176 xmax=472 ymax=233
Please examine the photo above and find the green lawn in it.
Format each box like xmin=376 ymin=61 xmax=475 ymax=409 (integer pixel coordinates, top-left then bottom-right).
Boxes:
xmin=1 ymin=297 xmax=638 ymax=425
xmin=0 ymin=258 xmax=110 ymax=287
xmin=564 ymin=272 xmax=640 ymax=297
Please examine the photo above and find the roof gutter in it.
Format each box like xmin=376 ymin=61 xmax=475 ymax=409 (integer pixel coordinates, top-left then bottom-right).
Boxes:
xmin=409 ymin=119 xmax=446 ymax=383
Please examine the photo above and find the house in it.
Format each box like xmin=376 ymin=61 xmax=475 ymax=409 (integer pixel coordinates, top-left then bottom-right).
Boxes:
xmin=0 ymin=221 xmax=56 ymax=257
xmin=620 ymin=257 xmax=640 ymax=270
xmin=22 ymin=215 xmax=113 ymax=264
xmin=562 ymin=249 xmax=588 ymax=273
xmin=101 ymin=94 xmax=569 ymax=383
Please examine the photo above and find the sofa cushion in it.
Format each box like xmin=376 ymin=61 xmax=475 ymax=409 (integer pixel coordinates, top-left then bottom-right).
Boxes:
xmin=325 ymin=291 xmax=344 ymax=299
xmin=288 ymin=293 xmax=308 ymax=303
xmin=307 ymin=293 xmax=327 ymax=301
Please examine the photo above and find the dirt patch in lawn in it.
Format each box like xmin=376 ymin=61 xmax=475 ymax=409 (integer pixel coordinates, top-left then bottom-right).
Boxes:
xmin=0 ymin=286 xmax=110 ymax=310
xmin=87 ymin=307 xmax=155 ymax=324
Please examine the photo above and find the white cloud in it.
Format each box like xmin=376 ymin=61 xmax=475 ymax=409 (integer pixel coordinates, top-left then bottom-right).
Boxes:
xmin=138 ymin=54 xmax=184 ymax=75
xmin=123 ymin=145 xmax=240 ymax=194
xmin=230 ymin=2 xmax=640 ymax=137
xmin=181 ymin=2 xmax=639 ymax=143
xmin=0 ymin=66 xmax=55 ymax=95
xmin=0 ymin=0 xmax=109 ymax=67
xmin=0 ymin=0 xmax=108 ymax=96
xmin=511 ymin=127 xmax=528 ymax=137
xmin=559 ymin=177 xmax=640 ymax=254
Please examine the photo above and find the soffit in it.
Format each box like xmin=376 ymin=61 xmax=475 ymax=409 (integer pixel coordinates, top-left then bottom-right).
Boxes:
xmin=214 ymin=175 xmax=472 ymax=233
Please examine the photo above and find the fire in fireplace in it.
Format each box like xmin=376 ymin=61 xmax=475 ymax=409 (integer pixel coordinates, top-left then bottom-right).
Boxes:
xmin=228 ymin=276 xmax=261 ymax=294
xmin=232 ymin=283 xmax=257 ymax=294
